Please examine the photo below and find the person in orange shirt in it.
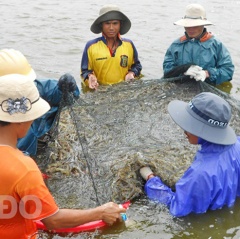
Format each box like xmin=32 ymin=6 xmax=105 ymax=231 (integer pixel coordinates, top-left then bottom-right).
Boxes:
xmin=0 ymin=74 xmax=126 ymax=239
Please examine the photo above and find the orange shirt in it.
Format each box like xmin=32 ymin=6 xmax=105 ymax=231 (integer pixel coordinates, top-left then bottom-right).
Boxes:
xmin=0 ymin=146 xmax=58 ymax=239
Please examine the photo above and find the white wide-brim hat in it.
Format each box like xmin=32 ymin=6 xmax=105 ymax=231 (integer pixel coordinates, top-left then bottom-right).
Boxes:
xmin=91 ymin=4 xmax=131 ymax=35
xmin=168 ymin=92 xmax=236 ymax=145
xmin=174 ymin=4 xmax=213 ymax=27
xmin=0 ymin=48 xmax=36 ymax=81
xmin=0 ymin=74 xmax=50 ymax=123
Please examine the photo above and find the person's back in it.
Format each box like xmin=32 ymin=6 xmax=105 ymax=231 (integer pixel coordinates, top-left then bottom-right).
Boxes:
xmin=0 ymin=146 xmax=58 ymax=238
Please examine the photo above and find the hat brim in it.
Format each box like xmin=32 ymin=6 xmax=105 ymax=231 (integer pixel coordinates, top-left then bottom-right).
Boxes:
xmin=0 ymin=97 xmax=50 ymax=123
xmin=27 ymin=68 xmax=37 ymax=81
xmin=174 ymin=19 xmax=213 ymax=27
xmin=0 ymin=74 xmax=50 ymax=123
xmin=91 ymin=11 xmax=131 ymax=35
xmin=168 ymin=100 xmax=237 ymax=145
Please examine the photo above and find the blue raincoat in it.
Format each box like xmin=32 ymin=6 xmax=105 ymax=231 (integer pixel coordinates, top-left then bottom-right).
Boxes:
xmin=163 ymin=29 xmax=234 ymax=85
xmin=144 ymin=137 xmax=240 ymax=217
xmin=17 ymin=79 xmax=80 ymax=156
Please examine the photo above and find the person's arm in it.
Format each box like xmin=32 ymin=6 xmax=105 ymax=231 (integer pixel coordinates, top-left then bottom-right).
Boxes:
xmin=144 ymin=176 xmax=175 ymax=206
xmin=163 ymin=43 xmax=178 ymax=76
xmin=81 ymin=41 xmax=95 ymax=82
xmin=205 ymin=41 xmax=234 ymax=85
xmin=141 ymin=159 xmax=213 ymax=217
xmin=140 ymin=167 xmax=174 ymax=205
xmin=35 ymin=75 xmax=80 ymax=106
xmin=128 ymin=41 xmax=142 ymax=77
xmin=35 ymin=79 xmax=62 ymax=106
xmin=42 ymin=202 xmax=126 ymax=229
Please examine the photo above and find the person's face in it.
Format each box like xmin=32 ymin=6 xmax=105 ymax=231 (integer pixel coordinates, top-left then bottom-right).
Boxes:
xmin=184 ymin=25 xmax=204 ymax=38
xmin=102 ymin=20 xmax=121 ymax=38
xmin=184 ymin=131 xmax=198 ymax=144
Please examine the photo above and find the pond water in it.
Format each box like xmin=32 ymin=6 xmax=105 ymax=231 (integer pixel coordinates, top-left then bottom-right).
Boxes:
xmin=1 ymin=0 xmax=240 ymax=238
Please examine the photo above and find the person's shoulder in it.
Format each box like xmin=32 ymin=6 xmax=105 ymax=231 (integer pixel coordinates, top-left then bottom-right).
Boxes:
xmin=1 ymin=147 xmax=39 ymax=172
xmin=86 ymin=37 xmax=103 ymax=47
xmin=168 ymin=36 xmax=185 ymax=46
xmin=121 ymin=37 xmax=132 ymax=42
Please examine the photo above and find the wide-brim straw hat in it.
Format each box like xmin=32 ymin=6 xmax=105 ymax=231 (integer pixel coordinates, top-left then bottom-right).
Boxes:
xmin=174 ymin=4 xmax=213 ymax=27
xmin=0 ymin=74 xmax=50 ymax=123
xmin=0 ymin=48 xmax=36 ymax=81
xmin=91 ymin=4 xmax=131 ymax=35
xmin=168 ymin=92 xmax=236 ymax=145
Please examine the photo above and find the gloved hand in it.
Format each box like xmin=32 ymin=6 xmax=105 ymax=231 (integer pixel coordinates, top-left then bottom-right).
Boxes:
xmin=125 ymin=72 xmax=135 ymax=82
xmin=184 ymin=65 xmax=203 ymax=78
xmin=140 ymin=167 xmax=154 ymax=181
xmin=194 ymin=70 xmax=207 ymax=81
xmin=58 ymin=73 xmax=77 ymax=92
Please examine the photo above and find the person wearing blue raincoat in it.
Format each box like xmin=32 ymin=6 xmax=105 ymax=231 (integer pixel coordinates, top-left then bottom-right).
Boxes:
xmin=140 ymin=92 xmax=240 ymax=217
xmin=17 ymin=77 xmax=80 ymax=156
xmin=163 ymin=4 xmax=234 ymax=85
xmin=0 ymin=48 xmax=80 ymax=156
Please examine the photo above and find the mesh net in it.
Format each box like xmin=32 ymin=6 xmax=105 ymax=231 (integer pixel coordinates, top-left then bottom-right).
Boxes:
xmin=35 ymin=78 xmax=240 ymax=208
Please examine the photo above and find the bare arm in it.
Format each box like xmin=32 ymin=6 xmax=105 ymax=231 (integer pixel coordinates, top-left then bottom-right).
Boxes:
xmin=41 ymin=202 xmax=126 ymax=230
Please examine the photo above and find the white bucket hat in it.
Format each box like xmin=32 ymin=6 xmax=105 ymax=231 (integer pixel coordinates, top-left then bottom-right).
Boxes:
xmin=90 ymin=4 xmax=131 ymax=35
xmin=0 ymin=74 xmax=50 ymax=123
xmin=174 ymin=4 xmax=213 ymax=27
xmin=168 ymin=92 xmax=236 ymax=145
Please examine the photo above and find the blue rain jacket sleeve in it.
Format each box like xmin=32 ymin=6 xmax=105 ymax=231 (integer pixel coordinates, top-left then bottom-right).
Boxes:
xmin=163 ymin=32 xmax=234 ymax=85
xmin=17 ymin=79 xmax=80 ymax=156
xmin=144 ymin=137 xmax=240 ymax=217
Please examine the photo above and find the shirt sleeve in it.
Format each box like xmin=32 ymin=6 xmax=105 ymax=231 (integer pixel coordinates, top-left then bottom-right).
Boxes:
xmin=15 ymin=168 xmax=58 ymax=220
xmin=129 ymin=41 xmax=142 ymax=77
xmin=144 ymin=176 xmax=174 ymax=206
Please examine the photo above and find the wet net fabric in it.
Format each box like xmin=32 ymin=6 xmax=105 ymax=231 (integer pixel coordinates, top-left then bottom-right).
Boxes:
xmin=35 ymin=78 xmax=240 ymax=208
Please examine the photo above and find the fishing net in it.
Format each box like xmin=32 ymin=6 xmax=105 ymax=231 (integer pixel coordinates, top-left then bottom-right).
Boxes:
xmin=35 ymin=78 xmax=240 ymax=208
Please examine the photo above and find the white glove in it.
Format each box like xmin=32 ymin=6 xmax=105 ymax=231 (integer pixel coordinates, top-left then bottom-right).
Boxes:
xmin=194 ymin=70 xmax=207 ymax=81
xmin=140 ymin=167 xmax=154 ymax=181
xmin=184 ymin=65 xmax=203 ymax=78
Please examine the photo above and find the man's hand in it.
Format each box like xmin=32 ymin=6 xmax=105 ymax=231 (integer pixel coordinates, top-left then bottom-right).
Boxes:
xmin=125 ymin=72 xmax=135 ymax=82
xmin=88 ymin=74 xmax=99 ymax=90
xmin=99 ymin=202 xmax=126 ymax=225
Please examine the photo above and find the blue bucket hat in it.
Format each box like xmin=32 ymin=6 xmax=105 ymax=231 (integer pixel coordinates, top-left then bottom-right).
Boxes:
xmin=168 ymin=92 xmax=237 ymax=145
